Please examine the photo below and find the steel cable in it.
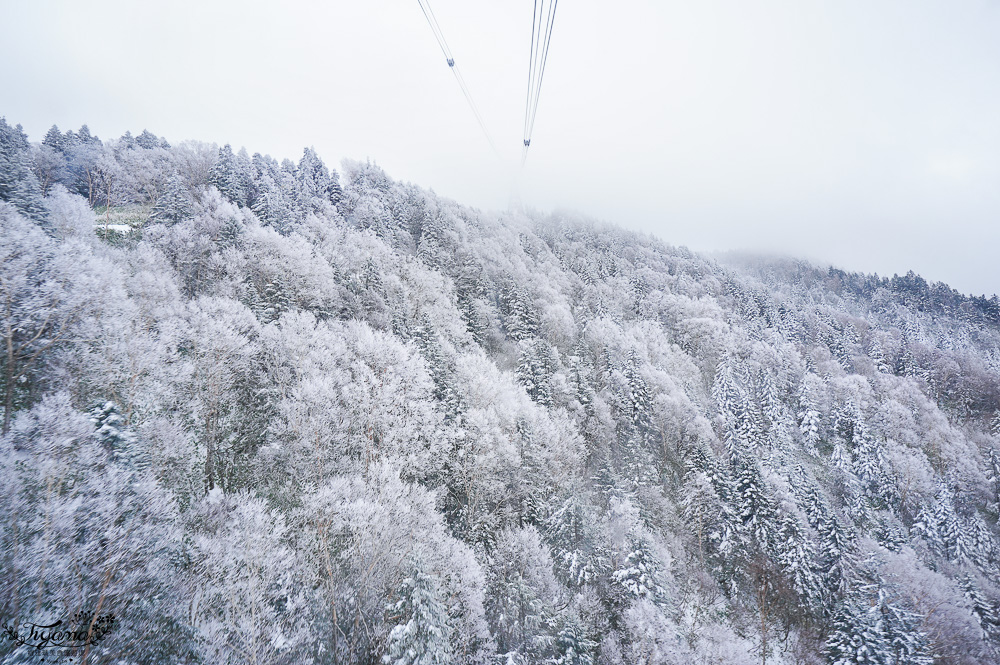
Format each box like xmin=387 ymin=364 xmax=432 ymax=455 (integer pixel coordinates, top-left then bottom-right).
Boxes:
xmin=416 ymin=0 xmax=500 ymax=157
xmin=522 ymin=0 xmax=558 ymax=163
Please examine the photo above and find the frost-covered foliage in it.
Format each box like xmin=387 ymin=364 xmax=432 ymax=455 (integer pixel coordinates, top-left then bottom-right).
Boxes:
xmin=1 ymin=118 xmax=1000 ymax=665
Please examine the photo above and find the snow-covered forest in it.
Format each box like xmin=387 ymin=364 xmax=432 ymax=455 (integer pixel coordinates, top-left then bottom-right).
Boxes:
xmin=2 ymin=116 xmax=1000 ymax=665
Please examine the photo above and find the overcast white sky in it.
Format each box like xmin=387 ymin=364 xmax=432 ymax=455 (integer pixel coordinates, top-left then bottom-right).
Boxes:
xmin=4 ymin=0 xmax=999 ymax=296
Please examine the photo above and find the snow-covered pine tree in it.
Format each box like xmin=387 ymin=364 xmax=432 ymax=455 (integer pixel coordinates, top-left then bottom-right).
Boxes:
xmin=621 ymin=350 xmax=653 ymax=443
xmin=0 ymin=118 xmax=47 ymax=222
xmin=7 ymin=159 xmax=47 ymax=222
xmin=542 ymin=493 xmax=599 ymax=587
xmin=456 ymin=285 xmax=489 ymax=346
xmin=758 ymin=368 xmax=787 ymax=445
xmin=831 ymin=440 xmax=853 ymax=475
xmin=566 ymin=341 xmax=595 ymax=411
xmin=797 ymin=382 xmax=823 ymax=453
xmin=90 ymin=401 xmax=143 ymax=470
xmin=75 ymin=124 xmax=98 ymax=144
xmin=550 ymin=617 xmax=595 ymax=665
xmin=251 ymin=158 xmax=299 ymax=233
xmin=851 ymin=426 xmax=898 ymax=510
xmin=485 ymin=528 xmax=559 ymax=662
xmin=209 ymin=144 xmax=250 ymax=207
xmin=150 ymin=172 xmax=192 ymax=225
xmin=136 ymin=129 xmax=167 ymax=149
xmin=959 ymin=575 xmax=1000 ymax=642
xmin=825 ymin=580 xmax=935 ymax=665
xmin=42 ymin=124 xmax=67 ymax=153
xmin=502 ymin=283 xmax=540 ymax=341
xmin=681 ymin=469 xmax=720 ymax=564
xmin=410 ymin=315 xmax=460 ymax=417
xmin=611 ymin=536 xmax=664 ymax=604
xmin=0 ymin=117 xmax=30 ymax=198
xmin=383 ymin=567 xmax=453 ymax=665
xmin=825 ymin=597 xmax=890 ymax=665
xmin=814 ymin=510 xmax=852 ymax=602
xmin=876 ymin=584 xmax=934 ymax=665
xmin=774 ymin=515 xmax=823 ymax=612
xmin=297 ymin=146 xmax=342 ymax=212
xmin=517 ymin=338 xmax=556 ymax=407
xmin=712 ymin=359 xmax=746 ymax=458
xmin=610 ymin=350 xmax=658 ymax=486
xmin=868 ymin=334 xmax=892 ymax=374
xmin=968 ymin=512 xmax=997 ymax=569
xmin=733 ymin=454 xmax=777 ymax=549
xmin=913 ymin=481 xmax=972 ymax=562
xmin=912 ymin=498 xmax=943 ymax=554
xmin=682 ymin=446 xmax=741 ymax=569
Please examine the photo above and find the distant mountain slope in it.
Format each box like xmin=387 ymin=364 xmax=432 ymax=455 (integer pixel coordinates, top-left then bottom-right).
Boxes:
xmin=2 ymin=116 xmax=999 ymax=665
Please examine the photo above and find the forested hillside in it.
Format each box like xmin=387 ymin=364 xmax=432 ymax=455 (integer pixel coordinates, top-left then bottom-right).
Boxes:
xmin=2 ymin=116 xmax=1000 ymax=665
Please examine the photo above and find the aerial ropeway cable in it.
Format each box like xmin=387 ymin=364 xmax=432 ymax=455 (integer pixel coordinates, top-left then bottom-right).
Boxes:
xmin=415 ymin=0 xmax=501 ymax=158
xmin=522 ymin=0 xmax=559 ymax=166
xmin=414 ymin=0 xmax=560 ymax=166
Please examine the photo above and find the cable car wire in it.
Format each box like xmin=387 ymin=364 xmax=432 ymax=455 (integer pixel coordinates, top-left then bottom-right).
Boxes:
xmin=416 ymin=0 xmax=500 ymax=158
xmin=452 ymin=65 xmax=500 ymax=157
xmin=527 ymin=0 xmax=557 ymax=144
xmin=417 ymin=0 xmax=453 ymax=64
xmin=521 ymin=0 xmax=558 ymax=165
xmin=523 ymin=0 xmax=540 ymax=143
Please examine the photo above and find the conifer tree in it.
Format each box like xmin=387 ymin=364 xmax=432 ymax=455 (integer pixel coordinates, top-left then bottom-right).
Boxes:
xmin=712 ymin=360 xmax=746 ymax=458
xmin=209 ymin=144 xmax=249 ymax=206
xmin=797 ymin=379 xmax=823 ymax=454
xmin=91 ymin=401 xmax=146 ymax=473
xmin=7 ymin=159 xmax=47 ymax=222
xmin=551 ymin=618 xmax=595 ymax=665
xmin=877 ymin=584 xmax=934 ymax=665
xmin=296 ymin=146 xmax=342 ymax=213
xmin=456 ymin=288 xmax=489 ymax=346
xmin=502 ymin=283 xmax=540 ymax=341
xmin=960 ymin=575 xmax=1000 ymax=641
xmin=250 ymin=154 xmax=298 ymax=232
xmin=136 ymin=129 xmax=166 ymax=149
xmin=517 ymin=338 xmax=556 ymax=407
xmin=119 ymin=130 xmax=136 ymax=149
xmin=968 ymin=512 xmax=996 ymax=569
xmin=611 ymin=536 xmax=664 ymax=604
xmin=912 ymin=500 xmax=942 ymax=553
xmin=567 ymin=342 xmax=594 ymax=411
xmin=824 ymin=584 xmax=934 ymax=665
xmin=758 ymin=369 xmax=786 ymax=443
xmin=775 ymin=516 xmax=823 ymax=611
xmin=988 ymin=447 xmax=1000 ymax=511
xmin=803 ymin=491 xmax=852 ymax=602
xmin=0 ymin=118 xmax=46 ymax=221
xmin=485 ymin=528 xmax=558 ymax=662
xmin=681 ymin=468 xmax=722 ymax=565
xmin=824 ymin=601 xmax=882 ymax=665
xmin=411 ymin=316 xmax=460 ymax=417
xmin=543 ymin=493 xmax=599 ymax=588
xmin=42 ymin=124 xmax=67 ymax=153
xmin=383 ymin=568 xmax=453 ymax=665
xmin=734 ymin=455 xmax=777 ymax=549
xmin=831 ymin=441 xmax=853 ymax=475
xmin=150 ymin=172 xmax=192 ymax=225
xmin=621 ymin=350 xmax=653 ymax=443
xmin=76 ymin=124 xmax=99 ymax=144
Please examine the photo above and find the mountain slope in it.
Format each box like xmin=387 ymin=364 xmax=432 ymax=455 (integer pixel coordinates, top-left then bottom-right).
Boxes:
xmin=1 ymin=117 xmax=999 ymax=665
